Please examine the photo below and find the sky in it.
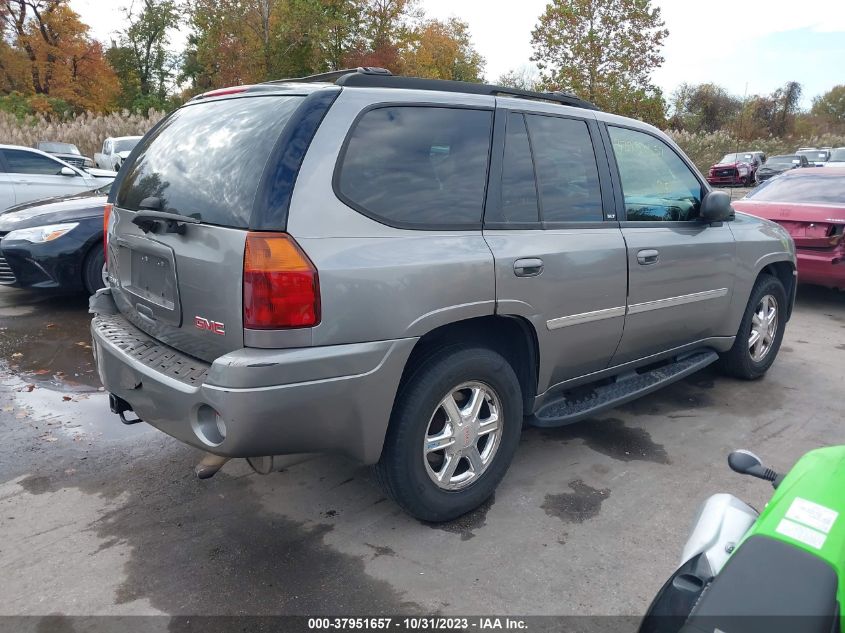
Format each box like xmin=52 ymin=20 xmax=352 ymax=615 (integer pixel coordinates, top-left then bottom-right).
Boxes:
xmin=70 ymin=0 xmax=845 ymax=108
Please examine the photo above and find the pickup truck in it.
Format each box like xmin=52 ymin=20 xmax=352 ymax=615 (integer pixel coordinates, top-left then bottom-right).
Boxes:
xmin=94 ymin=136 xmax=142 ymax=171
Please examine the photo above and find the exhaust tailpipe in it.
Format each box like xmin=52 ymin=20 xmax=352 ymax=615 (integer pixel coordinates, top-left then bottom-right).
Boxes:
xmin=194 ymin=453 xmax=230 ymax=480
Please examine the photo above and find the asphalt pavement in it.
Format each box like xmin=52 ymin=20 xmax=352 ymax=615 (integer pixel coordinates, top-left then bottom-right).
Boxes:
xmin=0 ymin=283 xmax=843 ymax=621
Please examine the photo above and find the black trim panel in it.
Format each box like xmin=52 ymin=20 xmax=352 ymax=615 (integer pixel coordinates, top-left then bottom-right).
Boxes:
xmin=253 ymin=88 xmax=341 ymax=230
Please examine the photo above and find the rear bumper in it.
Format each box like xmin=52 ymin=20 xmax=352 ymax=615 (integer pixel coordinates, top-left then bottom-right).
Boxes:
xmin=90 ymin=289 xmax=416 ymax=464
xmin=796 ymin=247 xmax=845 ymax=289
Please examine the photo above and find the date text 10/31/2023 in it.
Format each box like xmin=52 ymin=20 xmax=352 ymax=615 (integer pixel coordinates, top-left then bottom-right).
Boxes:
xmin=307 ymin=617 xmax=528 ymax=630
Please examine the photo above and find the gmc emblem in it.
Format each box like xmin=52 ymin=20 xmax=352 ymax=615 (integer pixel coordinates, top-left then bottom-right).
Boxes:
xmin=195 ymin=316 xmax=225 ymax=336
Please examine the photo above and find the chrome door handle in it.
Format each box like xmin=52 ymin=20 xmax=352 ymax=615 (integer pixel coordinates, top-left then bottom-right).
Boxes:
xmin=637 ymin=249 xmax=659 ymax=265
xmin=514 ymin=258 xmax=544 ymax=277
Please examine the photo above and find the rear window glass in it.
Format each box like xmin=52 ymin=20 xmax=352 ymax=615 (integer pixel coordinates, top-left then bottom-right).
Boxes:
xmin=500 ymin=113 xmax=539 ymax=223
xmin=116 ymin=96 xmax=303 ymax=227
xmin=746 ymin=174 xmax=845 ymax=205
xmin=337 ymin=106 xmax=493 ymax=228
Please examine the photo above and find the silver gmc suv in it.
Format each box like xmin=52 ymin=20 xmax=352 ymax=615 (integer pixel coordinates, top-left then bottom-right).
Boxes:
xmin=90 ymin=68 xmax=796 ymax=522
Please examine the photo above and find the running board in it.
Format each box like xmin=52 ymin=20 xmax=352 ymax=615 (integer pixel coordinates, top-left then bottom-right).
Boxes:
xmin=528 ymin=350 xmax=719 ymax=428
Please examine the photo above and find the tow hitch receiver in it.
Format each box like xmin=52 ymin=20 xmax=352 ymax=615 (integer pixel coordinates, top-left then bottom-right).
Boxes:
xmin=109 ymin=393 xmax=143 ymax=425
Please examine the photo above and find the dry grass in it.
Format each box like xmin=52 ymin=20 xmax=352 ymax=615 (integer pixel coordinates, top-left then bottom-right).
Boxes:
xmin=0 ymin=109 xmax=166 ymax=160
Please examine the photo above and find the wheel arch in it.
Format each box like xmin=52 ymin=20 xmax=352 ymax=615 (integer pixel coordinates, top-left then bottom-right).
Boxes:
xmin=396 ymin=315 xmax=540 ymax=416
xmin=758 ymin=259 xmax=797 ymax=320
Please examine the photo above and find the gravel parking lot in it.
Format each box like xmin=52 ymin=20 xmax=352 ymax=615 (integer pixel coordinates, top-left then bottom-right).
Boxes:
xmin=0 ymin=283 xmax=843 ymax=620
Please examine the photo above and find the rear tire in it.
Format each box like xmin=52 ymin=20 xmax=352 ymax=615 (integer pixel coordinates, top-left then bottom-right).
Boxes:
xmin=82 ymin=246 xmax=106 ymax=295
xmin=719 ymin=274 xmax=787 ymax=380
xmin=374 ymin=346 xmax=523 ymax=522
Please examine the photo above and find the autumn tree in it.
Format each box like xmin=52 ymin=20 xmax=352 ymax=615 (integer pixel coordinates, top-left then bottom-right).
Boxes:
xmin=182 ymin=0 xmax=271 ymax=91
xmin=181 ymin=0 xmax=481 ymax=91
xmin=0 ymin=0 xmax=118 ymax=112
xmin=109 ymin=0 xmax=181 ymax=110
xmin=401 ymin=17 xmax=484 ymax=81
xmin=530 ymin=0 xmax=668 ymax=124
xmin=347 ymin=0 xmax=419 ymax=71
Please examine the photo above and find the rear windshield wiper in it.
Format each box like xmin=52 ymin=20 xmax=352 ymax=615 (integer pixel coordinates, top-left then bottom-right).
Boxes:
xmin=132 ymin=201 xmax=200 ymax=235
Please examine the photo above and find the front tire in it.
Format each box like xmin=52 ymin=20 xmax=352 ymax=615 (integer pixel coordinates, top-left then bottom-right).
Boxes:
xmin=719 ymin=274 xmax=787 ymax=380
xmin=374 ymin=346 xmax=523 ymax=522
xmin=83 ymin=246 xmax=106 ymax=295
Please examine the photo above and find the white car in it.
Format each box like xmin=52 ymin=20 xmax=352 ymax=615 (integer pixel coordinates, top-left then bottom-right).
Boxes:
xmin=0 ymin=144 xmax=115 ymax=212
xmin=825 ymin=147 xmax=845 ymax=167
xmin=94 ymin=136 xmax=142 ymax=171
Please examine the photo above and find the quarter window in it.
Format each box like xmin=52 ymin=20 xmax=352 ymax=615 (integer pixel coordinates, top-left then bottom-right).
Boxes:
xmin=525 ymin=114 xmax=603 ymax=222
xmin=608 ymin=126 xmax=703 ymax=222
xmin=337 ymin=106 xmax=493 ymax=228
xmin=2 ymin=149 xmax=65 ymax=175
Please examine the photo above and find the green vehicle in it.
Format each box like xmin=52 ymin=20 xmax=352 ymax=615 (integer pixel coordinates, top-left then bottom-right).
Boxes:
xmin=641 ymin=447 xmax=843 ymax=633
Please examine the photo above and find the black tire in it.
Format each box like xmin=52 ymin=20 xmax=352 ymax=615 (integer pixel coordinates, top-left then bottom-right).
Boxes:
xmin=374 ymin=346 xmax=523 ymax=522
xmin=719 ymin=274 xmax=787 ymax=380
xmin=82 ymin=245 xmax=106 ymax=295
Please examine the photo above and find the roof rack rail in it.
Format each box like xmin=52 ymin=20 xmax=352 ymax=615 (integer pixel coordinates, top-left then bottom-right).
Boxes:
xmin=334 ymin=71 xmax=597 ymax=110
xmin=265 ymin=67 xmax=392 ymax=85
xmin=263 ymin=67 xmax=596 ymax=110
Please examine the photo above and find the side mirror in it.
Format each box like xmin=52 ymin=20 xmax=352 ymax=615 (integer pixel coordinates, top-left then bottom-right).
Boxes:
xmin=60 ymin=166 xmax=77 ymax=177
xmin=728 ymin=449 xmax=763 ymax=475
xmin=728 ymin=449 xmax=782 ymax=487
xmin=700 ymin=190 xmax=733 ymax=224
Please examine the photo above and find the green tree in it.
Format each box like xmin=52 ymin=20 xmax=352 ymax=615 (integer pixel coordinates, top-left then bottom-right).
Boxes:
xmin=111 ymin=0 xmax=181 ymax=110
xmin=530 ymin=0 xmax=668 ymax=120
xmin=669 ymin=83 xmax=742 ymax=132
xmin=811 ymin=85 xmax=845 ymax=126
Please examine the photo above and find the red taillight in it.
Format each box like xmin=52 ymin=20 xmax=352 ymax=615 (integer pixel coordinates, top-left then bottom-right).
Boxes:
xmin=243 ymin=232 xmax=320 ymax=329
xmin=103 ymin=203 xmax=112 ymax=268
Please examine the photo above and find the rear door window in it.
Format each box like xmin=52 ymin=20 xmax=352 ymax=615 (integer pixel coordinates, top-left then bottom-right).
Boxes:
xmin=116 ymin=95 xmax=304 ymax=228
xmin=525 ymin=114 xmax=603 ymax=222
xmin=500 ymin=113 xmax=539 ymax=223
xmin=336 ymin=106 xmax=493 ymax=228
xmin=2 ymin=149 xmax=64 ymax=175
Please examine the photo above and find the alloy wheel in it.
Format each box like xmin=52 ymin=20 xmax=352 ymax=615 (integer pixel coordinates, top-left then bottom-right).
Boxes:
xmin=748 ymin=294 xmax=778 ymax=362
xmin=423 ymin=381 xmax=502 ymax=491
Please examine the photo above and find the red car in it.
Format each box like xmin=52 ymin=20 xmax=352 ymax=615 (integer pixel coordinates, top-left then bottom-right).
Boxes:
xmin=732 ymin=168 xmax=845 ymax=289
xmin=707 ymin=152 xmax=760 ymax=186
